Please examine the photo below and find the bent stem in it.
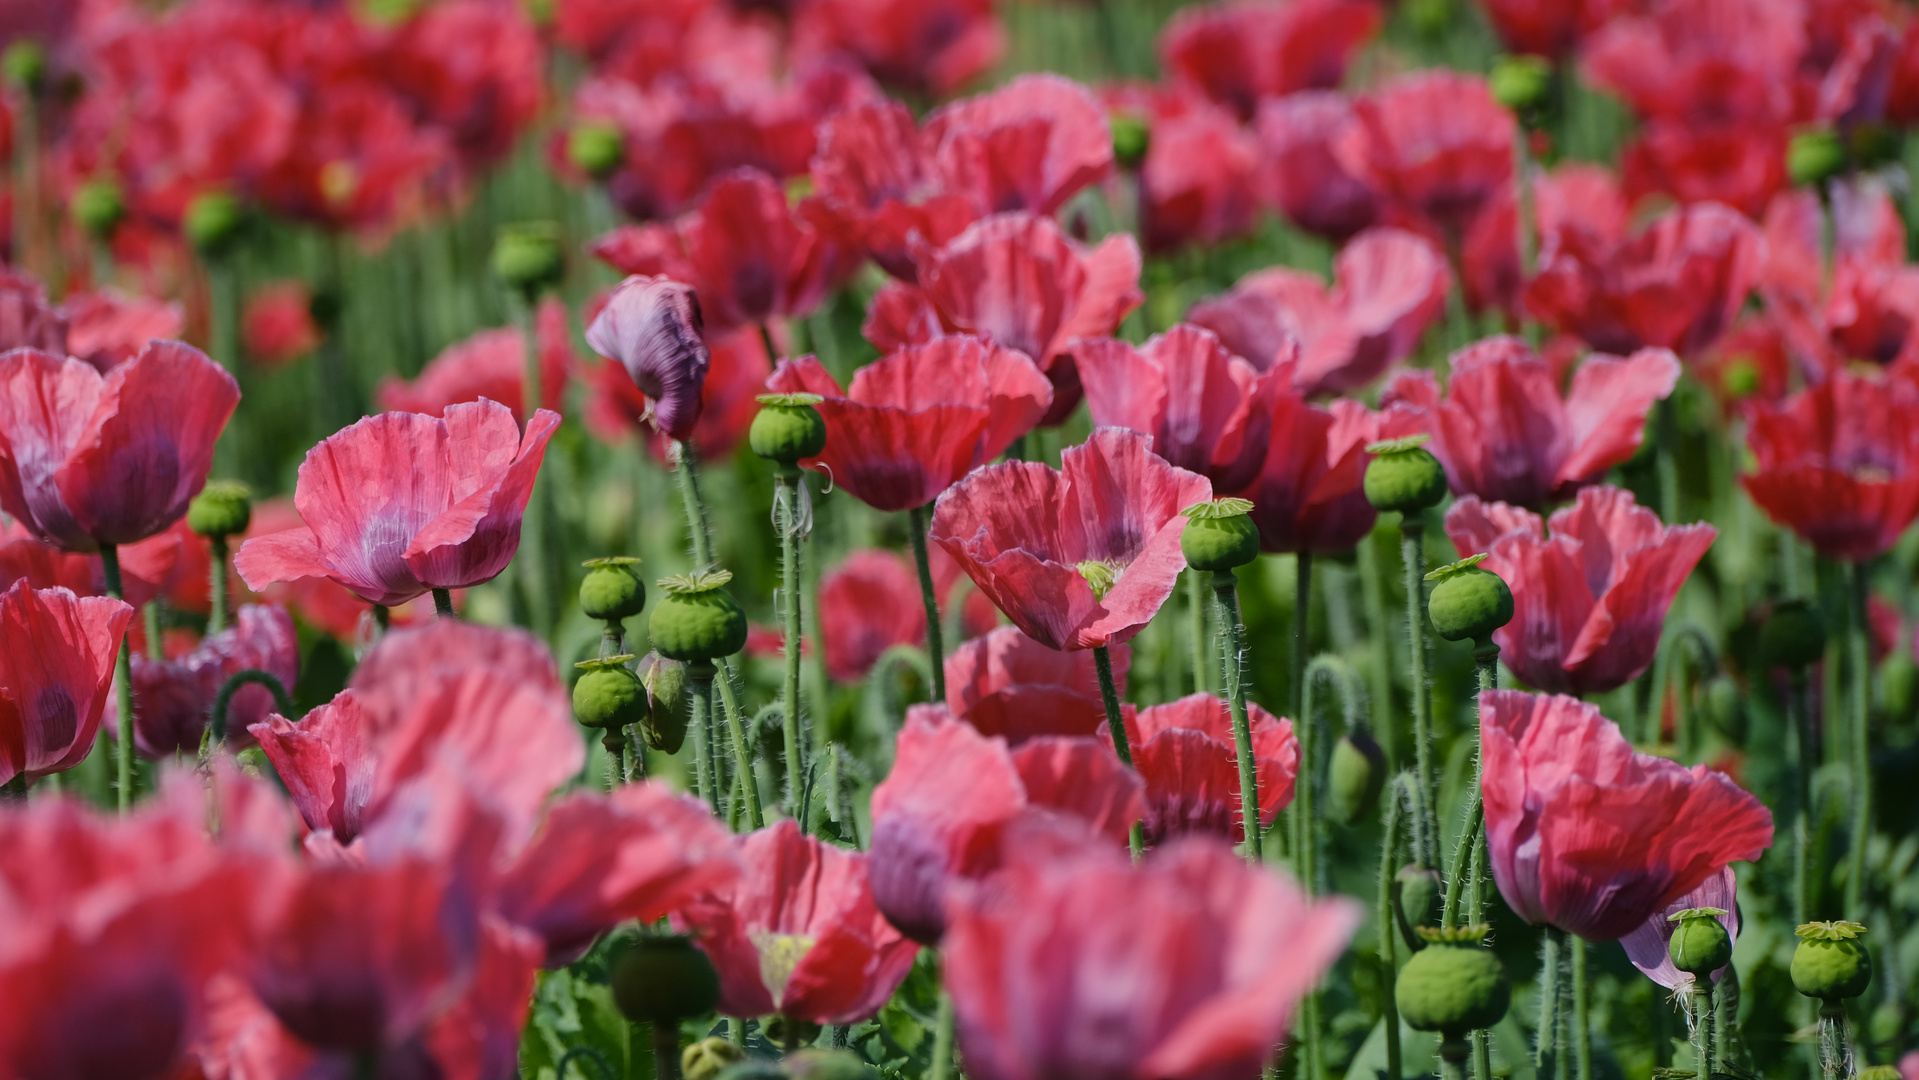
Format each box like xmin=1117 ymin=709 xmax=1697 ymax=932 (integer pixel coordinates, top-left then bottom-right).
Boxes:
xmin=713 ymin=660 xmax=763 ymax=830
xmin=1092 ymin=643 xmax=1144 ymax=860
xmin=1846 ymin=561 xmax=1872 ymax=919
xmin=1400 ymin=519 xmax=1438 ymax=868
xmin=777 ymin=470 xmax=808 ymax=814
xmin=908 ymin=505 xmax=947 ymax=703
xmin=99 ymin=545 xmax=136 ymax=813
xmin=203 ymin=669 xmax=294 ymax=756
xmin=1212 ymin=569 xmax=1261 ymax=862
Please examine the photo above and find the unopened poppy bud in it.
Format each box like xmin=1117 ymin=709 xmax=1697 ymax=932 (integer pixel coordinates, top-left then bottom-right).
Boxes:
xmin=1327 ymin=728 xmax=1386 ymax=825
xmin=784 ymin=1049 xmax=873 ymax=1080
xmin=611 ymin=934 xmax=721 ymax=1024
xmin=1111 ymin=113 xmax=1150 ymax=170
xmin=2 ymin=40 xmax=45 ymax=91
xmin=1761 ymin=599 xmax=1826 ymax=669
xmin=492 ymin=223 xmax=565 ymax=295
xmin=185 ymin=192 xmax=246 ymax=258
xmin=580 ymin=556 xmax=646 ymax=621
xmin=1880 ymin=650 xmax=1916 ymax=722
xmin=1787 ymin=129 xmax=1846 ymax=187
xmin=1394 ymin=864 xmax=1443 ymax=950
xmin=1702 ymin=674 xmax=1746 ymax=739
xmin=637 ymin=651 xmax=691 ymax=753
xmin=586 ymin=275 xmax=712 ymax=444
xmin=1489 ymin=54 xmax=1552 ymax=114
xmin=72 ymin=178 xmax=126 ymax=240
xmin=568 ymin=122 xmax=625 ymax=180
xmin=1395 ymin=925 xmax=1510 ymax=1037
xmin=1667 ymin=907 xmax=1733 ymax=978
xmin=187 ymin=480 xmax=252 ymax=539
xmin=750 ymin=393 xmax=828 ymax=467
xmin=1425 ymin=555 xmax=1514 ymax=644
xmin=1180 ymin=498 xmax=1260 ymax=572
xmin=683 ymin=1037 xmax=745 ymax=1080
xmin=650 ymin=571 xmax=749 ymax=663
xmin=1406 ymin=0 xmax=1452 ymax=38
xmin=574 ymin=657 xmax=649 ymax=731
xmin=1791 ymin=921 xmax=1871 ymax=1002
xmin=1364 ymin=435 xmax=1448 ymax=515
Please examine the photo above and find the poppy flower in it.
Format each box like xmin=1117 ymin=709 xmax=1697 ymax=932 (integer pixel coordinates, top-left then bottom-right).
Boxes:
xmin=235 ymin=399 xmax=560 ymax=609
xmin=816 ymin=548 xmax=999 ymax=683
xmin=1228 ymin=359 xmax=1380 ymax=554
xmin=929 ymin=428 xmax=1211 ymax=651
xmin=0 ymin=342 xmax=239 ymax=553
xmin=810 ymin=101 xmax=983 ymax=281
xmin=0 ymin=267 xmax=66 ymax=357
xmin=258 ymin=79 xmax=451 ymax=236
xmin=242 ymin=282 xmax=324 ymax=369
xmin=585 ymin=323 xmax=770 ymax=469
xmin=61 ymin=289 xmax=185 ymax=374
xmin=1761 ymin=177 xmax=1919 ymax=373
xmin=1478 ymin=0 xmax=1624 ymax=56
xmin=1446 ymin=486 xmax=1717 ymax=695
xmin=1135 ymin=97 xmax=1265 ymax=254
xmin=790 ymin=0 xmax=1003 ymax=97
xmin=1188 ymin=228 xmax=1452 ymax=396
xmin=1526 ymin=201 xmax=1763 ymax=358
xmin=1252 ymin=92 xmax=1381 ymax=241
xmin=1479 ymin=689 xmax=1774 ymax=941
xmin=584 ymin=275 xmax=711 ymax=444
xmin=378 ymin=298 xmax=572 ymax=420
xmin=117 ymin=604 xmax=298 ymax=760
xmin=866 ymin=213 xmax=1144 ymax=425
xmin=1741 ymin=368 xmax=1919 ymax=561
xmin=869 ymin=711 xmax=1145 ymax=943
xmin=942 ymin=834 xmax=1361 ymax=1080
xmin=1580 ymin=0 xmax=1804 ymax=126
xmin=1619 ymin=867 xmax=1740 ymax=991
xmin=933 ymin=626 xmax=1124 ymax=745
xmin=921 ymin=74 xmax=1115 ymax=221
xmin=1617 ymin=118 xmax=1788 ymax=220
xmin=0 ymin=581 xmax=133 ymax=786
xmin=1381 ymin=337 xmax=1681 ymax=508
xmin=674 ymin=819 xmax=919 ymax=1024
xmin=0 ymin=518 xmax=189 ymax=612
xmin=385 ymin=0 xmax=545 ymax=172
xmin=233 ymin=498 xmax=445 ymax=642
xmin=1336 ymin=71 xmax=1516 ymax=238
xmin=1159 ymin=0 xmax=1383 ymax=121
xmin=766 ymin=336 xmax=1053 ymax=512
xmin=1114 ymin=693 xmax=1299 ymax=845
xmin=1696 ymin=314 xmax=1795 ymax=406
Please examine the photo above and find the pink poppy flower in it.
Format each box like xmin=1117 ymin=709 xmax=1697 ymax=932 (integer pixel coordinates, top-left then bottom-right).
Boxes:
xmin=1336 ymin=70 xmax=1516 ymax=237
xmin=942 ymin=626 xmax=1127 ymax=745
xmin=1477 ymin=0 xmax=1625 ymax=56
xmin=765 ymin=336 xmax=1053 ymax=512
xmin=377 ymin=298 xmax=572 ymax=420
xmin=242 ymin=282 xmax=323 ymax=369
xmin=61 ymin=289 xmax=186 ymax=374
xmin=1620 ymin=117 xmax=1789 ymax=219
xmin=1189 ymin=228 xmax=1451 ymax=396
xmin=584 ymin=321 xmax=770 ymax=465
xmin=790 ymin=0 xmax=1003 ymax=97
xmin=385 ymin=0 xmax=545 ymax=172
xmin=1620 ymin=867 xmax=1740 ymax=991
xmin=0 ymin=520 xmax=185 ymax=613
xmin=1159 ymin=0 xmax=1384 ymax=121
xmin=1253 ymin=91 xmax=1381 ymax=241
xmin=235 ymin=400 xmax=560 ymax=608
xmin=0 ymin=581 xmax=133 ymax=786
xmin=120 ymin=603 xmax=298 ymax=759
xmin=1114 ymin=693 xmax=1299 ymax=845
xmin=942 ymin=834 xmax=1360 ymax=1080
xmin=1480 ymin=689 xmax=1774 ymax=941
xmin=1381 ymin=337 xmax=1680 ymax=508
xmin=0 ymin=267 xmax=67 ymax=355
xmin=0 ymin=342 xmax=239 ymax=552
xmin=922 ymin=74 xmax=1114 ymax=220
xmin=816 ymin=548 xmax=998 ymax=683
xmin=1580 ymin=0 xmax=1805 ymax=126
xmin=232 ymin=499 xmax=445 ymax=642
xmin=1761 ymin=177 xmax=1919 ymax=373
xmin=810 ymin=101 xmax=983 ymax=281
xmin=928 ymin=428 xmax=1211 ymax=651
xmin=1227 ymin=358 xmax=1380 ymax=554
xmin=1136 ymin=98 xmax=1265 ymax=254
xmin=1447 ymin=486 xmax=1717 ymax=695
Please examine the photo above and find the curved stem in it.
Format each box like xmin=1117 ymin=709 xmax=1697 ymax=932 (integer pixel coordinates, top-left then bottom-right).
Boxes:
xmin=208 ymin=535 xmax=230 ymax=636
xmin=1092 ymin=644 xmax=1144 ymax=860
xmin=1846 ymin=560 xmax=1872 ymax=919
xmin=99 ymin=545 xmax=136 ymax=812
xmin=1212 ymin=571 xmax=1260 ymax=862
xmin=1187 ymin=569 xmax=1213 ymax=694
xmin=207 ymin=669 xmax=294 ymax=745
xmin=1401 ymin=520 xmax=1437 ymax=868
xmin=908 ymin=506 xmax=946 ymax=703
xmin=778 ymin=471 xmax=807 ymax=815
xmin=713 ymin=660 xmax=763 ymax=830
xmin=432 ymin=588 xmax=454 ymax=617
xmin=1378 ymin=776 xmax=1406 ymax=1080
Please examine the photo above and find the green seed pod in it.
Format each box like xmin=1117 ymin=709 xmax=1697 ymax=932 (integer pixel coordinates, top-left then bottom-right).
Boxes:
xmin=71 ymin=178 xmax=126 ymax=240
xmin=580 ymin=556 xmax=647 ymax=621
xmin=574 ymin=658 xmax=649 ymax=731
xmin=2 ymin=40 xmax=46 ymax=91
xmin=568 ymin=122 xmax=625 ymax=180
xmin=1667 ymin=907 xmax=1733 ymax=978
xmin=1364 ymin=436 xmax=1449 ymax=515
xmin=611 ymin=934 xmax=721 ymax=1024
xmin=1701 ymin=674 xmax=1746 ymax=740
xmin=1720 ymin=357 xmax=1762 ymax=400
xmin=1111 ymin=113 xmax=1150 ymax=170
xmin=1394 ymin=864 xmax=1443 ymax=951
xmin=1854 ymin=1068 xmax=1902 ymax=1080
xmin=1395 ymin=926 xmax=1511 ymax=1037
xmin=638 ymin=651 xmax=691 ymax=753
xmin=1791 ymin=921 xmax=1872 ymax=1002
xmin=1787 ymin=129 xmax=1847 ymax=187
xmin=184 ymin=192 xmax=246 ymax=258
xmin=1179 ymin=498 xmax=1261 ymax=572
xmin=650 ymin=571 xmax=749 ymax=663
xmin=759 ymin=1017 xmax=823 ymax=1053
xmin=186 ymin=480 xmax=252 ymax=539
xmin=1489 ymin=54 xmax=1552 ymax=114
xmin=1761 ymin=599 xmax=1827 ymax=670
xmin=1326 ymin=729 xmax=1386 ymax=826
xmin=749 ymin=393 xmax=828 ymax=466
xmin=1880 ymin=650 xmax=1916 ymax=723
xmin=492 ymin=223 xmax=565 ymax=295
xmin=784 ymin=1049 xmax=874 ymax=1080
xmin=1425 ymin=555 xmax=1514 ymax=644
xmin=683 ymin=1038 xmax=746 ymax=1080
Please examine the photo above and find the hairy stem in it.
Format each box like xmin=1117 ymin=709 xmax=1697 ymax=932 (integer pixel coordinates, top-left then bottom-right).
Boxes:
xmin=1401 ymin=520 xmax=1437 ymax=868
xmin=1536 ymin=928 xmax=1562 ymax=1080
xmin=908 ymin=505 xmax=946 ymax=703
xmin=713 ymin=659 xmax=763 ymax=830
xmin=777 ymin=470 xmax=807 ymax=814
xmin=688 ymin=670 xmax=717 ymax=814
xmin=1092 ymin=644 xmax=1144 ymax=860
xmin=1378 ymin=777 xmax=1405 ymax=1080
xmin=1213 ymin=571 xmax=1261 ymax=862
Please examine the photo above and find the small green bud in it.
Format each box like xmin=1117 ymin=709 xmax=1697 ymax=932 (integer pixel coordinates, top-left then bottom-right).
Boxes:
xmin=1394 ymin=864 xmax=1443 ymax=951
xmin=184 ymin=192 xmax=246 ymax=258
xmin=492 ymin=223 xmax=565 ymax=295
xmin=580 ymin=556 xmax=646 ymax=621
xmin=186 ymin=480 xmax=252 ymax=539
xmin=2 ymin=40 xmax=46 ymax=91
xmin=1489 ymin=54 xmax=1552 ymax=114
xmin=638 ymin=651 xmax=691 ymax=753
xmin=1179 ymin=498 xmax=1261 ymax=572
xmin=1326 ymin=729 xmax=1386 ymax=826
xmin=749 ymin=393 xmax=828 ymax=466
xmin=1395 ymin=925 xmax=1511 ymax=1036
xmin=650 ymin=571 xmax=749 ymax=663
xmin=71 ymin=178 xmax=126 ymax=240
xmin=611 ymin=934 xmax=721 ymax=1023
xmin=1761 ymin=599 xmax=1827 ymax=669
xmin=1791 ymin=921 xmax=1871 ymax=1002
xmin=1667 ymin=908 xmax=1733 ymax=978
xmin=1406 ymin=0 xmax=1452 ymax=38
xmin=1701 ymin=674 xmax=1746 ymax=740
xmin=567 ymin=122 xmax=625 ymax=180
xmin=1364 ymin=436 xmax=1448 ymax=515
xmin=682 ymin=1038 xmax=745 ymax=1080
xmin=1787 ymin=129 xmax=1847 ymax=187
xmin=1111 ymin=113 xmax=1150 ymax=170
xmin=573 ymin=657 xmax=650 ymax=731
xmin=1425 ymin=555 xmax=1514 ymax=644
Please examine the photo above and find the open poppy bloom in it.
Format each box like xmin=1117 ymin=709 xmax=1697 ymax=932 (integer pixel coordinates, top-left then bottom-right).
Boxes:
xmin=1188 ymin=228 xmax=1451 ymax=396
xmin=0 ymin=581 xmax=133 ymax=786
xmin=1618 ymin=118 xmax=1788 ymax=220
xmin=584 ymin=275 xmax=712 ymax=444
xmin=235 ymin=399 xmax=560 ymax=609
xmin=62 ymin=289 xmax=186 ymax=374
xmin=378 ymin=298 xmax=572 ymax=420
xmin=1109 ymin=88 xmax=1263 ymax=254
xmin=1619 ymin=867 xmax=1740 ymax=991
xmin=1761 ymin=176 xmax=1919 ymax=374
xmin=1112 ymin=693 xmax=1299 ymax=845
xmin=929 ymin=428 xmax=1212 ymax=651
xmin=1253 ymin=92 xmax=1380 ymax=241
xmin=1228 ymin=357 xmax=1380 ymax=554
xmin=920 ymin=73 xmax=1114 ymax=221
xmin=765 ymin=336 xmax=1052 ymax=512
xmin=943 ymin=626 xmax=1128 ymax=745
xmin=941 ymin=834 xmax=1360 ymax=1080
xmin=1335 ymin=70 xmax=1515 ymax=238
xmin=1579 ymin=0 xmax=1803 ymax=128
xmin=1480 ymin=690 xmax=1774 ymax=941
xmin=1447 ymin=486 xmax=1717 ymax=695
xmin=1159 ymin=0 xmax=1383 ymax=121
xmin=816 ymin=548 xmax=998 ymax=683
xmin=1478 ymin=0 xmax=1623 ymax=57
xmin=810 ymin=101 xmax=984 ymax=281
xmin=790 ymin=0 xmax=1003 ymax=98
xmin=1382 ymin=337 xmax=1680 ymax=508
xmin=0 ymin=267 xmax=69 ymax=356
xmin=0 ymin=342 xmax=239 ymax=552
xmin=122 ymin=603 xmax=299 ymax=758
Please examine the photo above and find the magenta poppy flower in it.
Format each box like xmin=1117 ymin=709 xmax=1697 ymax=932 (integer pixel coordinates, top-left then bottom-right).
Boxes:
xmin=929 ymin=428 xmax=1212 ymax=651
xmin=1159 ymin=0 xmax=1383 ymax=121
xmin=385 ymin=0 xmax=545 ymax=172
xmin=1382 ymin=337 xmax=1680 ymax=508
xmin=811 ymin=101 xmax=984 ymax=281
xmin=1619 ymin=118 xmax=1788 ymax=220
xmin=1253 ymin=92 xmax=1381 ymax=241
xmin=122 ymin=603 xmax=299 ymax=759
xmin=0 ymin=342 xmax=239 ymax=552
xmin=1480 ymin=690 xmax=1773 ymax=941
xmin=816 ymin=549 xmax=998 ymax=683
xmin=922 ymin=73 xmax=1114 ymax=220
xmin=379 ymin=298 xmax=572 ymax=420
xmin=1620 ymin=867 xmax=1740 ymax=991
xmin=0 ymin=581 xmax=133 ymax=786
xmin=1580 ymin=0 xmax=1804 ymax=126
xmin=583 ymin=275 xmax=713 ymax=444
xmin=1228 ymin=359 xmax=1381 ymax=554
xmin=766 ymin=336 xmax=1052 ymax=512
xmin=1447 ymin=486 xmax=1717 ymax=695
xmin=1189 ymin=228 xmax=1451 ymax=396
xmin=790 ymin=0 xmax=1003 ymax=97
xmin=1115 ymin=693 xmax=1299 ymax=845
xmin=1762 ymin=177 xmax=1919 ymax=373
xmin=62 ymin=289 xmax=186 ymax=374
xmin=942 ymin=834 xmax=1361 ymax=1080
xmin=0 ymin=267 xmax=68 ymax=356
xmin=942 ymin=626 xmax=1128 ymax=745
xmin=236 ymin=399 xmax=560 ymax=609
xmin=1336 ymin=70 xmax=1515 ymax=237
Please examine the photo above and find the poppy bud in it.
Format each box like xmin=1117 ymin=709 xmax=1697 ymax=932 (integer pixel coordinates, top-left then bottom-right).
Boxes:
xmin=1880 ymin=651 xmax=1916 ymax=723
xmin=1787 ymin=129 xmax=1847 ymax=187
xmin=187 ymin=480 xmax=253 ymax=539
xmin=1701 ymin=674 xmax=1746 ymax=740
xmin=185 ymin=192 xmax=246 ymax=258
xmin=1111 ymin=114 xmax=1150 ymax=171
xmin=750 ymin=394 xmax=828 ymax=467
xmin=650 ymin=571 xmax=749 ymax=663
xmin=784 ymin=1049 xmax=873 ymax=1080
xmin=1425 ymin=555 xmax=1514 ymax=644
xmin=1406 ymin=0 xmax=1452 ymax=38
xmin=574 ymin=657 xmax=649 ymax=731
xmin=1761 ymin=599 xmax=1826 ymax=669
xmin=1327 ymin=728 xmax=1386 ymax=825
xmin=580 ymin=556 xmax=647 ymax=622
xmin=568 ymin=122 xmax=625 ymax=181
xmin=1364 ymin=436 xmax=1448 ymax=515
xmin=1791 ymin=921 xmax=1872 ymax=1002
xmin=1394 ymin=864 xmax=1443 ymax=950
xmin=683 ymin=1038 xmax=745 ymax=1080
xmin=1179 ymin=498 xmax=1260 ymax=573
xmin=638 ymin=651 xmax=691 ymax=752
xmin=1666 ymin=907 xmax=1733 ymax=978
xmin=586 ymin=275 xmax=712 ymax=444
xmin=71 ymin=178 xmax=126 ymax=240
xmin=611 ymin=934 xmax=721 ymax=1024
xmin=492 ymin=223 xmax=565 ymax=296
xmin=2 ymin=40 xmax=45 ymax=91
xmin=1489 ymin=55 xmax=1551 ymax=114
xmin=1395 ymin=925 xmax=1510 ymax=1037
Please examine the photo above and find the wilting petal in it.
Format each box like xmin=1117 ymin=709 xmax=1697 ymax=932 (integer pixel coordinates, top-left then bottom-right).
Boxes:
xmin=586 ymin=275 xmax=713 ymax=442
xmin=1620 ymin=867 xmax=1740 ymax=991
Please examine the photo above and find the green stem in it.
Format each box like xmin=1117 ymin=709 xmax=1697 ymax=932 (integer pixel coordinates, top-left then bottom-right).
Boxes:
xmin=1846 ymin=561 xmax=1872 ymax=919
xmin=1438 ymin=1038 xmax=1471 ymax=1080
xmin=143 ymin=601 xmax=163 ymax=662
xmin=1092 ymin=644 xmax=1144 ymax=860
xmin=688 ymin=668 xmax=717 ymax=814
xmin=208 ymin=535 xmax=230 ymax=636
xmin=1444 ymin=644 xmax=1498 ymax=928
xmin=1691 ymin=984 xmax=1716 ymax=1080
xmin=1361 ymin=535 xmax=1395 ymax=765
xmin=672 ymin=440 xmax=716 ymax=570
xmin=1656 ymin=395 xmax=1681 ymax=527
xmin=1536 ymin=928 xmax=1562 ymax=1080
xmin=206 ymin=669 xmax=294 ymax=746
xmin=1378 ymin=776 xmax=1405 ymax=1080
xmin=777 ymin=470 xmax=807 ymax=815
xmin=653 ymin=1023 xmax=681 ymax=1080
xmin=1213 ymin=571 xmax=1261 ymax=862
xmin=1292 ymin=551 xmax=1312 ymax=724
xmin=1401 ymin=520 xmax=1437 ymax=868
xmin=1188 ymin=569 xmax=1213 ymax=694
xmin=713 ymin=658 xmax=763 ymax=830
xmin=1789 ymin=672 xmax=1815 ymax=923
xmin=1572 ymin=936 xmax=1591 ymax=1080
xmin=908 ymin=505 xmax=947 ymax=703
xmin=930 ymin=988 xmax=956 ymax=1080
xmin=432 ymin=587 xmax=454 ymax=617
xmin=99 ymin=545 xmax=136 ymax=813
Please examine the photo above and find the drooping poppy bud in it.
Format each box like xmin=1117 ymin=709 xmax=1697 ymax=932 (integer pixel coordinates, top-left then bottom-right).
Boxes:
xmin=1667 ymin=908 xmax=1734 ymax=978
xmin=1791 ymin=921 xmax=1872 ymax=1003
xmin=611 ymin=935 xmax=721 ymax=1025
xmin=1327 ymin=727 xmax=1386 ymax=825
xmin=1179 ymin=497 xmax=1261 ymax=573
xmin=649 ymin=571 xmax=748 ymax=664
xmin=749 ymin=393 xmax=828 ymax=468
xmin=1364 ymin=434 xmax=1447 ymax=515
xmin=1395 ymin=925 xmax=1510 ymax=1038
xmin=586 ymin=275 xmax=712 ymax=444
xmin=580 ymin=556 xmax=646 ymax=622
xmin=1425 ymin=555 xmax=1513 ymax=645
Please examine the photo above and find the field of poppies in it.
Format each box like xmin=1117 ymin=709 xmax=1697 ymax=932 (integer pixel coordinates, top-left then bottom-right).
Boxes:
xmin=2 ymin=0 xmax=1919 ymax=1079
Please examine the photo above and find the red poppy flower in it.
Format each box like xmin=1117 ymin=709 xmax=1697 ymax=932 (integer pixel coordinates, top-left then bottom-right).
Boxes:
xmin=235 ymin=400 xmax=560 ymax=608
xmin=118 ymin=604 xmax=298 ymax=760
xmin=61 ymin=289 xmax=187 ymax=375
xmin=674 ymin=819 xmax=919 ymax=1023
xmin=242 ymin=282 xmax=323 ymax=369
xmin=811 ymin=101 xmax=983 ymax=281
xmin=1447 ymin=486 xmax=1717 ymax=695
xmin=0 ymin=267 xmax=66 ymax=356
xmin=790 ymin=0 xmax=1003 ymax=97
xmin=869 ymin=711 xmax=1144 ymax=943
xmin=1136 ymin=97 xmax=1264 ymax=254
xmin=929 ymin=428 xmax=1211 ymax=651
xmin=1761 ymin=177 xmax=1919 ymax=373
xmin=1480 ymin=689 xmax=1774 ymax=941
xmin=0 ymin=518 xmax=189 ymax=612
xmin=1159 ymin=0 xmax=1383 ymax=121
xmin=1336 ymin=70 xmax=1516 ymax=237
xmin=1618 ymin=118 xmax=1788 ymax=219
xmin=0 ymin=581 xmax=132 ymax=786
xmin=1526 ymin=201 xmax=1763 ymax=358
xmin=766 ymin=336 xmax=1052 ymax=512
xmin=1382 ymin=337 xmax=1680 ymax=508
xmin=385 ymin=0 xmax=545 ymax=172
xmin=1253 ymin=91 xmax=1381 ymax=241
xmin=942 ymin=834 xmax=1361 ymax=1080
xmin=942 ymin=626 xmax=1128 ymax=744
xmin=922 ymin=74 xmax=1115 ymax=220
xmin=1188 ymin=228 xmax=1451 ymax=395
xmin=816 ymin=548 xmax=999 ymax=683
xmin=378 ymin=298 xmax=572 ymax=420
xmin=1620 ymin=867 xmax=1739 ymax=991
xmin=261 ymin=78 xmax=452 ymax=235
xmin=1741 ymin=368 xmax=1919 ymax=561
xmin=1696 ymin=314 xmax=1795 ymax=406
xmin=1580 ymin=0 xmax=1804 ymax=126
xmin=0 ymin=342 xmax=239 ymax=553
xmin=1477 ymin=0 xmax=1625 ymax=56
xmin=1114 ymin=693 xmax=1299 ymax=845
xmin=1227 ymin=359 xmax=1380 ymax=554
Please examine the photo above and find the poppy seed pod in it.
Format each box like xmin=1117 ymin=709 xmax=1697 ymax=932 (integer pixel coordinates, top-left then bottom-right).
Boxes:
xmin=2 ymin=40 xmax=45 ymax=91
xmin=683 ymin=1038 xmax=745 ymax=1080
xmin=492 ymin=223 xmax=565 ymax=295
xmin=611 ymin=935 xmax=721 ymax=1024
xmin=1425 ymin=555 xmax=1514 ymax=643
xmin=649 ymin=571 xmax=748 ymax=663
xmin=1667 ymin=907 xmax=1734 ymax=977
xmin=1364 ymin=436 xmax=1449 ymax=515
xmin=185 ymin=192 xmax=246 ymax=257
xmin=1787 ymin=129 xmax=1846 ymax=188
xmin=1179 ymin=498 xmax=1260 ymax=572
xmin=749 ymin=393 xmax=828 ymax=467
xmin=1761 ymin=599 xmax=1827 ymax=669
xmin=1395 ymin=926 xmax=1511 ymax=1037
xmin=1394 ymin=864 xmax=1443 ymax=950
xmin=568 ymin=122 xmax=625 ymax=180
xmin=638 ymin=652 xmax=690 ymax=753
xmin=1791 ymin=921 xmax=1872 ymax=1002
xmin=580 ymin=557 xmax=646 ymax=622
xmin=1327 ymin=728 xmax=1387 ymax=825
xmin=71 ymin=178 xmax=126 ymax=240
xmin=1111 ymin=113 xmax=1150 ymax=170
xmin=1489 ymin=54 xmax=1551 ymax=114
xmin=187 ymin=480 xmax=252 ymax=539
xmin=573 ymin=657 xmax=649 ymax=731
